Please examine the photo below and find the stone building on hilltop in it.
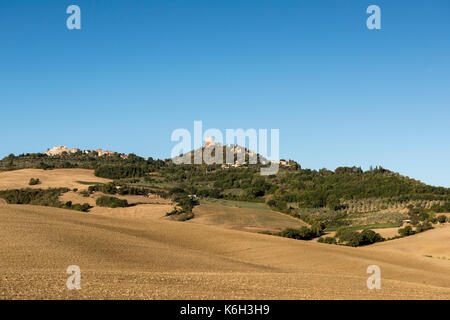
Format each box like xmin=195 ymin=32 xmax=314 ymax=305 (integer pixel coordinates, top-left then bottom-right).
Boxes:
xmin=45 ymin=146 xmax=80 ymax=156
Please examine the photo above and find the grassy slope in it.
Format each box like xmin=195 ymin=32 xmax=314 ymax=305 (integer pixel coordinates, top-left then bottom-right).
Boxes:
xmin=200 ymin=198 xmax=271 ymax=210
xmin=194 ymin=199 xmax=306 ymax=233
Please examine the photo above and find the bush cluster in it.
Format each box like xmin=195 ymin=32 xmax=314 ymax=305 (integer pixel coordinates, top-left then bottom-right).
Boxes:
xmin=64 ymin=201 xmax=91 ymax=212
xmin=277 ymin=223 xmax=325 ymax=240
xmin=415 ymin=221 xmax=433 ymax=233
xmin=334 ymin=227 xmax=384 ymax=247
xmin=28 ymin=178 xmax=41 ymax=185
xmin=95 ymin=196 xmax=128 ymax=208
xmin=88 ymin=182 xmax=117 ymax=194
xmin=398 ymin=225 xmax=414 ymax=237
xmin=317 ymin=237 xmax=337 ymax=244
xmin=165 ymin=188 xmax=199 ymax=221
xmin=0 ymin=188 xmax=69 ymax=207
xmin=430 ymin=202 xmax=450 ymax=213
xmin=0 ymin=188 xmax=91 ymax=212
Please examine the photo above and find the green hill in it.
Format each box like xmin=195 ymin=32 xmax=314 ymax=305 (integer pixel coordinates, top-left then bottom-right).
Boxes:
xmin=2 ymin=149 xmax=450 ymax=229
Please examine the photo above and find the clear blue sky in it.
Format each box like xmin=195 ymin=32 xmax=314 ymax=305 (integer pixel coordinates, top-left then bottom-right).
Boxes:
xmin=1 ymin=0 xmax=449 ymax=186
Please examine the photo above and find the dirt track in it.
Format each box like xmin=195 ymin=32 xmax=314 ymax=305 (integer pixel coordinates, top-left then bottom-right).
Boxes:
xmin=1 ymin=204 xmax=449 ymax=299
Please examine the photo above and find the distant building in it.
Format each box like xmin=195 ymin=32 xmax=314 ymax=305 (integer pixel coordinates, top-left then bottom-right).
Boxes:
xmin=96 ymin=149 xmax=116 ymax=157
xmin=402 ymin=220 xmax=412 ymax=227
xmin=45 ymin=146 xmax=80 ymax=156
xmin=44 ymin=146 xmax=119 ymax=157
xmin=205 ymin=136 xmax=214 ymax=147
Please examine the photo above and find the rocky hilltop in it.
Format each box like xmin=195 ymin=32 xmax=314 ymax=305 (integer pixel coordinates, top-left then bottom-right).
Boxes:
xmin=172 ymin=137 xmax=296 ymax=168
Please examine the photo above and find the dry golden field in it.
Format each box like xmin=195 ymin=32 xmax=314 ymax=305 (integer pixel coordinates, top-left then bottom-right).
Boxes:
xmin=191 ymin=203 xmax=308 ymax=233
xmin=59 ymin=191 xmax=174 ymax=222
xmin=0 ymin=202 xmax=449 ymax=299
xmin=371 ymin=224 xmax=450 ymax=258
xmin=0 ymin=169 xmax=111 ymax=191
xmin=0 ymin=169 xmax=449 ymax=299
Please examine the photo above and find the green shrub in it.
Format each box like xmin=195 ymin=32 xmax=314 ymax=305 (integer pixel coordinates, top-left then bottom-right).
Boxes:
xmin=398 ymin=225 xmax=414 ymax=237
xmin=64 ymin=201 xmax=91 ymax=212
xmin=416 ymin=221 xmax=433 ymax=233
xmin=89 ymin=182 xmax=117 ymax=195
xmin=95 ymin=196 xmax=128 ymax=208
xmin=335 ymin=226 xmax=351 ymax=239
xmin=166 ymin=208 xmax=182 ymax=216
xmin=338 ymin=230 xmax=363 ymax=247
xmin=318 ymin=237 xmax=337 ymax=244
xmin=28 ymin=178 xmax=41 ymax=185
xmin=0 ymin=188 xmax=68 ymax=207
xmin=79 ymin=190 xmax=90 ymax=197
xmin=0 ymin=188 xmax=93 ymax=212
xmin=277 ymin=226 xmax=316 ymax=240
xmin=335 ymin=228 xmax=383 ymax=247
xmin=310 ymin=222 xmax=325 ymax=237
xmin=172 ymin=194 xmax=199 ymax=213
xmin=71 ymin=203 xmax=91 ymax=212
xmin=437 ymin=215 xmax=447 ymax=223
xmin=431 ymin=202 xmax=450 ymax=213
xmin=360 ymin=229 xmax=384 ymax=245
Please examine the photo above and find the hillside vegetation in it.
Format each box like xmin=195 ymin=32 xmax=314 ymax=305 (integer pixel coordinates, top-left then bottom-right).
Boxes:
xmin=1 ymin=151 xmax=450 ymax=230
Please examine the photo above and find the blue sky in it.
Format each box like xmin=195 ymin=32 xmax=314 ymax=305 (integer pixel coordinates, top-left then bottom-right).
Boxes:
xmin=1 ymin=0 xmax=449 ymax=186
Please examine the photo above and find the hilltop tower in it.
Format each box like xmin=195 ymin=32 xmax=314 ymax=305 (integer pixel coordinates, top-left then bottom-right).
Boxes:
xmin=205 ymin=136 xmax=214 ymax=147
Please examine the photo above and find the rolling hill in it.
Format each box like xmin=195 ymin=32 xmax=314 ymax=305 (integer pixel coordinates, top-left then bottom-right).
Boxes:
xmin=0 ymin=202 xmax=449 ymax=299
xmin=1 ymin=150 xmax=449 ymax=299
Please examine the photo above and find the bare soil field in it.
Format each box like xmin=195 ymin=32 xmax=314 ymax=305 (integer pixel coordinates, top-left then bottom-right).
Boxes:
xmin=60 ymin=191 xmax=170 ymax=206
xmin=371 ymin=224 xmax=450 ymax=259
xmin=375 ymin=227 xmax=402 ymax=239
xmin=191 ymin=204 xmax=307 ymax=233
xmin=59 ymin=192 xmax=173 ymax=221
xmin=1 ymin=204 xmax=449 ymax=299
xmin=1 ymin=169 xmax=449 ymax=299
xmin=0 ymin=169 xmax=111 ymax=191
xmin=89 ymin=204 xmax=174 ymax=221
